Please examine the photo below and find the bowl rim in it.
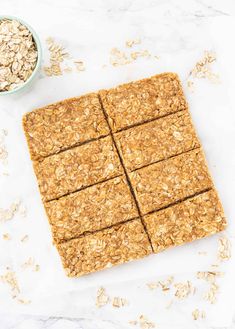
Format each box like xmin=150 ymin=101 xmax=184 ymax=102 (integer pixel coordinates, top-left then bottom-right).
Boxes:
xmin=0 ymin=15 xmax=42 ymax=95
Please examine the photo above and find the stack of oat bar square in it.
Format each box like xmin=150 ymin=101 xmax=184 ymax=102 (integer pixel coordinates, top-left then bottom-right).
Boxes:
xmin=23 ymin=73 xmax=226 ymax=277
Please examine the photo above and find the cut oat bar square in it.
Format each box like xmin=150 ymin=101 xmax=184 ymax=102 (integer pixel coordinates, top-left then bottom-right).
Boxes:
xmin=56 ymin=219 xmax=152 ymax=277
xmin=143 ymin=189 xmax=226 ymax=253
xmin=130 ymin=148 xmax=213 ymax=215
xmin=45 ymin=176 xmax=139 ymax=243
xmin=99 ymin=73 xmax=188 ymax=132
xmin=115 ymin=111 xmax=200 ymax=172
xmin=23 ymin=93 xmax=109 ymax=160
xmin=34 ymin=136 xmax=123 ymax=202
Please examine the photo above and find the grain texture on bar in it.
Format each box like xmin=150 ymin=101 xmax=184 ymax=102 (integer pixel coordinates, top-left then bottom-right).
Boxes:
xmin=99 ymin=73 xmax=188 ymax=132
xmin=45 ymin=176 xmax=138 ymax=243
xmin=22 ymin=72 xmax=227 ymax=277
xmin=23 ymin=93 xmax=109 ymax=160
xmin=130 ymin=148 xmax=213 ymax=215
xmin=115 ymin=111 xmax=200 ymax=171
xmin=57 ymin=219 xmax=152 ymax=277
xmin=34 ymin=136 xmax=123 ymax=202
xmin=143 ymin=189 xmax=226 ymax=253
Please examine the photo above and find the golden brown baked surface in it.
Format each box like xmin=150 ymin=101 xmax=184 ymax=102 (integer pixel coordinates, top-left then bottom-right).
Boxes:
xmin=99 ymin=73 xmax=188 ymax=132
xmin=143 ymin=189 xmax=226 ymax=253
xmin=129 ymin=148 xmax=213 ymax=215
xmin=115 ymin=111 xmax=200 ymax=171
xmin=23 ymin=73 xmax=226 ymax=277
xmin=33 ymin=136 xmax=123 ymax=202
xmin=45 ymin=176 xmax=138 ymax=243
xmin=23 ymin=93 xmax=109 ymax=160
xmin=57 ymin=219 xmax=152 ymax=277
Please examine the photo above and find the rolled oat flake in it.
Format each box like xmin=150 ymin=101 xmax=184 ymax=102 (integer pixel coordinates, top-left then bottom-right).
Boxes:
xmin=0 ymin=19 xmax=38 ymax=92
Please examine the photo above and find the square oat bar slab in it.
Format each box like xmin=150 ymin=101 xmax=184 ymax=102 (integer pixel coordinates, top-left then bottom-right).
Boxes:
xmin=56 ymin=219 xmax=152 ymax=277
xmin=130 ymin=148 xmax=213 ymax=215
xmin=23 ymin=93 xmax=109 ymax=160
xmin=34 ymin=136 xmax=123 ymax=202
xmin=115 ymin=111 xmax=200 ymax=172
xmin=99 ymin=73 xmax=188 ymax=132
xmin=143 ymin=189 xmax=226 ymax=253
xmin=45 ymin=176 xmax=138 ymax=243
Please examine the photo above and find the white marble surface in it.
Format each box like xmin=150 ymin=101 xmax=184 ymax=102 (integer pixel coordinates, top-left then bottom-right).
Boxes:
xmin=1 ymin=0 xmax=235 ymax=328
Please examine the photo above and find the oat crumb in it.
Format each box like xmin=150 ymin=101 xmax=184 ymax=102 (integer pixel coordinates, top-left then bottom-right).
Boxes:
xmin=0 ymin=200 xmax=21 ymax=222
xmin=21 ymin=234 xmax=29 ymax=243
xmin=192 ymin=309 xmax=205 ymax=320
xmin=146 ymin=282 xmax=158 ymax=290
xmin=44 ymin=38 xmax=69 ymax=77
xmin=158 ymin=276 xmax=174 ymax=292
xmin=112 ymin=296 xmax=128 ymax=308
xmin=96 ymin=287 xmax=109 ymax=307
xmin=17 ymin=298 xmax=31 ymax=305
xmin=2 ymin=233 xmax=11 ymax=240
xmin=126 ymin=38 xmax=141 ymax=48
xmin=0 ymin=129 xmax=8 ymax=165
xmin=0 ymin=270 xmax=20 ymax=298
xmin=21 ymin=257 xmax=40 ymax=272
xmin=139 ymin=315 xmax=155 ymax=329
xmin=74 ymin=61 xmax=85 ymax=72
xmin=188 ymin=50 xmax=220 ymax=83
xmin=129 ymin=320 xmax=138 ymax=326
xmin=174 ymin=281 xmax=193 ymax=299
xmin=218 ymin=236 xmax=231 ymax=261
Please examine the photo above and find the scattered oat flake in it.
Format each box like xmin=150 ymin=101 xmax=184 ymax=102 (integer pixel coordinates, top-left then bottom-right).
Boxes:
xmin=2 ymin=233 xmax=11 ymax=240
xmin=188 ymin=51 xmax=220 ymax=83
xmin=197 ymin=271 xmax=224 ymax=282
xmin=129 ymin=320 xmax=138 ymax=326
xmin=112 ymin=296 xmax=128 ymax=308
xmin=63 ymin=67 xmax=72 ymax=73
xmin=110 ymin=48 xmax=132 ymax=66
xmin=187 ymin=80 xmax=194 ymax=92
xmin=0 ymin=130 xmax=8 ymax=165
xmin=17 ymin=298 xmax=31 ymax=305
xmin=197 ymin=271 xmax=223 ymax=304
xmin=21 ymin=257 xmax=40 ymax=272
xmin=158 ymin=276 xmax=174 ymax=292
xmin=126 ymin=38 xmax=141 ymax=48
xmin=44 ymin=38 xmax=69 ymax=77
xmin=139 ymin=315 xmax=155 ymax=329
xmin=74 ymin=61 xmax=85 ymax=72
xmin=130 ymin=50 xmax=151 ymax=60
xmin=0 ymin=200 xmax=21 ymax=222
xmin=192 ymin=309 xmax=205 ymax=320
xmin=218 ymin=236 xmax=231 ymax=261
xmin=205 ymin=282 xmax=219 ymax=304
xmin=21 ymin=234 xmax=29 ymax=243
xmin=146 ymin=282 xmax=158 ymax=290
xmin=0 ymin=270 xmax=20 ymax=297
xmin=96 ymin=287 xmax=109 ymax=307
xmin=174 ymin=281 xmax=193 ymax=299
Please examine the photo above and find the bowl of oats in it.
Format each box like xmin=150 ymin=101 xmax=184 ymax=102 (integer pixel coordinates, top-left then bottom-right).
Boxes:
xmin=0 ymin=16 xmax=42 ymax=95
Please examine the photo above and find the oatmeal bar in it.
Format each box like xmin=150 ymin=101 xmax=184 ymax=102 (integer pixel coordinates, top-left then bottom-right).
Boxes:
xmin=23 ymin=93 xmax=109 ymax=160
xmin=130 ymin=148 xmax=213 ymax=215
xmin=143 ymin=189 xmax=226 ymax=253
xmin=56 ymin=219 xmax=152 ymax=277
xmin=115 ymin=111 xmax=200 ymax=171
xmin=99 ymin=73 xmax=188 ymax=132
xmin=34 ymin=136 xmax=123 ymax=202
xmin=45 ymin=176 xmax=138 ymax=243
